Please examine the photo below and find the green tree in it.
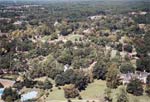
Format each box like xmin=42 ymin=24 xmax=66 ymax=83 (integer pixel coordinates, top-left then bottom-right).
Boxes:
xmin=63 ymin=84 xmax=79 ymax=98
xmin=146 ymin=75 xmax=150 ymax=96
xmin=40 ymin=24 xmax=52 ymax=35
xmin=65 ymin=40 xmax=73 ymax=48
xmin=120 ymin=62 xmax=135 ymax=74
xmin=136 ymin=57 xmax=150 ymax=72
xmin=2 ymin=87 xmax=21 ymax=102
xmin=37 ymin=79 xmax=53 ymax=90
xmin=144 ymin=32 xmax=150 ymax=54
xmin=55 ymin=74 xmax=65 ymax=86
xmin=55 ymin=69 xmax=89 ymax=90
xmin=116 ymin=87 xmax=129 ymax=102
xmin=123 ymin=44 xmax=133 ymax=53
xmin=51 ymin=33 xmax=58 ymax=40
xmin=106 ymin=63 xmax=121 ymax=88
xmin=73 ymin=73 xmax=90 ymax=91
xmin=23 ymin=77 xmax=37 ymax=88
xmin=57 ymin=49 xmax=73 ymax=65
xmin=5 ymin=96 xmax=13 ymax=102
xmin=93 ymin=60 xmax=107 ymax=80
xmin=104 ymin=88 xmax=112 ymax=102
xmin=126 ymin=78 xmax=143 ymax=96
xmin=43 ymin=79 xmax=53 ymax=90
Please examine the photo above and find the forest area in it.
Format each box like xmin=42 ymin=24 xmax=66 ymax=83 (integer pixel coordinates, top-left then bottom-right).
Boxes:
xmin=0 ymin=0 xmax=150 ymax=102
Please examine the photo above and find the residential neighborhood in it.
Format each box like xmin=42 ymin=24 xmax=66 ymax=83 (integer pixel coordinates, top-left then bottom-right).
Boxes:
xmin=0 ymin=0 xmax=150 ymax=102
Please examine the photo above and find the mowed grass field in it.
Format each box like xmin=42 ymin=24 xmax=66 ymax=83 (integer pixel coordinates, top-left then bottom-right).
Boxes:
xmin=80 ymin=80 xmax=106 ymax=99
xmin=46 ymin=86 xmax=66 ymax=101
xmin=46 ymin=79 xmax=150 ymax=102
xmin=111 ymin=85 xmax=150 ymax=102
xmin=66 ymin=34 xmax=83 ymax=42
xmin=46 ymin=80 xmax=106 ymax=102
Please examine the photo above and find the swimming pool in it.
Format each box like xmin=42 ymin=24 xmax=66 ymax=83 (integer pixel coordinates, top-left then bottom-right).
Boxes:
xmin=0 ymin=88 xmax=4 ymax=97
xmin=21 ymin=91 xmax=38 ymax=101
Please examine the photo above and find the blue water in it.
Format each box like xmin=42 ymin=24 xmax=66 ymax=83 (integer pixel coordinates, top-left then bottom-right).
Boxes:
xmin=21 ymin=91 xmax=38 ymax=101
xmin=0 ymin=88 xmax=4 ymax=97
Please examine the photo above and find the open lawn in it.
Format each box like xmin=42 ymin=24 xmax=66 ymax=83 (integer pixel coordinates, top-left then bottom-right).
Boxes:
xmin=66 ymin=34 xmax=83 ymax=42
xmin=128 ymin=94 xmax=150 ymax=102
xmin=80 ymin=80 xmax=106 ymax=99
xmin=46 ymin=86 xmax=66 ymax=101
xmin=41 ymin=35 xmax=51 ymax=41
xmin=46 ymin=80 xmax=106 ymax=102
xmin=111 ymin=86 xmax=150 ymax=102
xmin=45 ymin=79 xmax=150 ymax=102
xmin=0 ymin=74 xmax=18 ymax=80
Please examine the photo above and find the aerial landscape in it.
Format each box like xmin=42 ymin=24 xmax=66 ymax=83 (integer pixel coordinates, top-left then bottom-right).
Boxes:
xmin=0 ymin=0 xmax=150 ymax=102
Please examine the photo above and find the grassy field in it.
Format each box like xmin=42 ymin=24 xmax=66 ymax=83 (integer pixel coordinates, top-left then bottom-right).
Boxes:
xmin=46 ymin=80 xmax=106 ymax=102
xmin=128 ymin=94 xmax=150 ymax=102
xmin=80 ymin=80 xmax=106 ymax=99
xmin=46 ymin=86 xmax=66 ymax=101
xmin=111 ymin=86 xmax=150 ymax=102
xmin=45 ymin=79 xmax=150 ymax=102
xmin=0 ymin=74 xmax=18 ymax=80
xmin=66 ymin=34 xmax=83 ymax=42
xmin=41 ymin=35 xmax=51 ymax=41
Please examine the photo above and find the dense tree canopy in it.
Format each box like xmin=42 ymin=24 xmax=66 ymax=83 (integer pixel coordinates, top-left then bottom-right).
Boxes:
xmin=63 ymin=84 xmax=79 ymax=98
xmin=0 ymin=0 xmax=149 ymax=101
xmin=146 ymin=75 xmax=150 ymax=96
xmin=136 ymin=57 xmax=150 ymax=72
xmin=126 ymin=78 xmax=143 ymax=96
xmin=2 ymin=87 xmax=21 ymax=102
xmin=117 ymin=87 xmax=129 ymax=102
xmin=120 ymin=62 xmax=135 ymax=74
xmin=55 ymin=69 xmax=89 ymax=90
xmin=106 ymin=63 xmax=121 ymax=89
xmin=93 ymin=60 xmax=107 ymax=80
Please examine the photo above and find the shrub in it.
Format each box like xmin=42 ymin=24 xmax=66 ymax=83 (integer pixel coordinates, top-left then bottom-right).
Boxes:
xmin=63 ymin=84 xmax=79 ymax=98
xmin=120 ymin=63 xmax=135 ymax=74
xmin=146 ymin=75 xmax=150 ymax=96
xmin=93 ymin=61 xmax=107 ymax=80
xmin=117 ymin=87 xmax=129 ymax=102
xmin=126 ymin=78 xmax=143 ymax=96
xmin=2 ymin=87 xmax=21 ymax=102
xmin=124 ymin=44 xmax=133 ymax=53
xmin=78 ymin=95 xmax=82 ymax=100
xmin=51 ymin=33 xmax=58 ymax=40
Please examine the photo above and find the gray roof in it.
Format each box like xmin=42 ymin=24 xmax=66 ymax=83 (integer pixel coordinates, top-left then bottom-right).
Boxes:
xmin=120 ymin=71 xmax=150 ymax=82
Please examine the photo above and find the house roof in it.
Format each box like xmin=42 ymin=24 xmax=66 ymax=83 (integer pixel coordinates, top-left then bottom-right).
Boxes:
xmin=0 ymin=31 xmax=8 ymax=37
xmin=120 ymin=71 xmax=150 ymax=83
xmin=0 ymin=79 xmax=15 ymax=88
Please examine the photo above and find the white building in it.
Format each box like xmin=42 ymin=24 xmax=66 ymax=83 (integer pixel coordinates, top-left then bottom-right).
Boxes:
xmin=120 ymin=71 xmax=150 ymax=85
xmin=54 ymin=21 xmax=59 ymax=26
xmin=64 ymin=64 xmax=70 ymax=72
xmin=13 ymin=21 xmax=22 ymax=25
